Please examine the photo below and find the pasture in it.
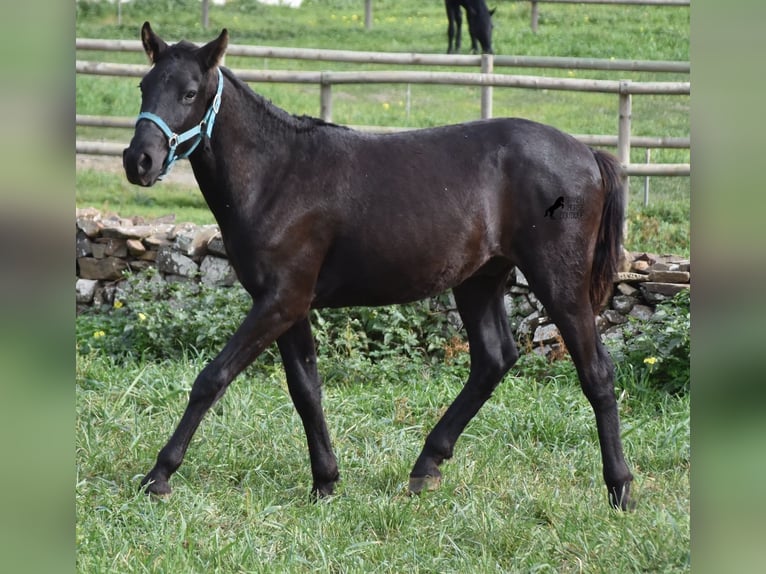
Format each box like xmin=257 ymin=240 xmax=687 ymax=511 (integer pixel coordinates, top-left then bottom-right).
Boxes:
xmin=77 ymin=348 xmax=689 ymax=572
xmin=76 ymin=1 xmax=689 ymax=571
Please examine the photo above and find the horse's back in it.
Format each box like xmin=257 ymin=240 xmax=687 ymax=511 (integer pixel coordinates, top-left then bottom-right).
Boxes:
xmin=310 ymin=118 xmax=604 ymax=308
xmin=341 ymin=117 xmax=602 ymax=245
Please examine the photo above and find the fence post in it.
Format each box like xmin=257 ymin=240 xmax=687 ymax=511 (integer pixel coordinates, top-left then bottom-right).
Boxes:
xmin=644 ymin=148 xmax=651 ymax=206
xmin=320 ymin=76 xmax=333 ymax=123
xmin=531 ymin=1 xmax=539 ymax=33
xmin=365 ymin=0 xmax=373 ymax=30
xmin=618 ymin=80 xmax=632 ymax=204
xmin=481 ymin=54 xmax=493 ymax=119
xmin=202 ymin=0 xmax=209 ymax=30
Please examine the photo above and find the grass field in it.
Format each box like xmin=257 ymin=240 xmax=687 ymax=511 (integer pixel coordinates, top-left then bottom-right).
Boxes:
xmin=76 ymin=350 xmax=689 ymax=573
xmin=76 ymin=1 xmax=690 ymax=572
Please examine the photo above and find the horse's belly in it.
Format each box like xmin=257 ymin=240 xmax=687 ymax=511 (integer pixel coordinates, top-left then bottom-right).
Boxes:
xmin=311 ymin=237 xmax=492 ymax=309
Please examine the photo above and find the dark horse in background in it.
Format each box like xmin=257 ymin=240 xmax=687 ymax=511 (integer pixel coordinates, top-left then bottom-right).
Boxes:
xmin=445 ymin=0 xmax=495 ymax=54
xmin=123 ymin=23 xmax=634 ymax=510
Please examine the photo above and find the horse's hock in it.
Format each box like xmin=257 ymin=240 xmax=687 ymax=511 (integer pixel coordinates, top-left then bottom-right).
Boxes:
xmin=76 ymin=208 xmax=690 ymax=359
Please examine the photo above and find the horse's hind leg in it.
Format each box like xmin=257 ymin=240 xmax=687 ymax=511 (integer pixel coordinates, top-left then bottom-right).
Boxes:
xmin=409 ymin=271 xmax=518 ymax=493
xmin=277 ymin=317 xmax=339 ymax=497
xmin=522 ymin=268 xmax=634 ymax=510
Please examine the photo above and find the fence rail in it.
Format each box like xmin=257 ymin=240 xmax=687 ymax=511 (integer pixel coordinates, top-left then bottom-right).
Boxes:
xmin=75 ymin=113 xmax=688 ymax=177
xmin=76 ymin=42 xmax=690 ymax=190
xmin=76 ymin=39 xmax=690 ymax=74
xmin=75 ymin=60 xmax=688 ymax=95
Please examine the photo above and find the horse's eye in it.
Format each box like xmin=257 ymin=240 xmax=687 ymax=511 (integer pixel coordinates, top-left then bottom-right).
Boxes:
xmin=184 ymin=90 xmax=197 ymax=101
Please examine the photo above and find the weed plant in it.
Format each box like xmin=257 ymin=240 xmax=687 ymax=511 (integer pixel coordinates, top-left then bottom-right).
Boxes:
xmin=614 ymin=289 xmax=691 ymax=394
xmin=77 ymin=269 xmax=690 ymax=395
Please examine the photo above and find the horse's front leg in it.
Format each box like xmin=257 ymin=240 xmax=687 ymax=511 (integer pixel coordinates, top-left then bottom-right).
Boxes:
xmin=277 ymin=317 xmax=339 ymax=497
xmin=140 ymin=301 xmax=297 ymax=496
xmin=446 ymin=4 xmax=462 ymax=53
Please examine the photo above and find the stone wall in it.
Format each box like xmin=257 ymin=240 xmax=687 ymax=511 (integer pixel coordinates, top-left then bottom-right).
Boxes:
xmin=76 ymin=209 xmax=690 ymax=355
xmin=76 ymin=208 xmax=237 ymax=308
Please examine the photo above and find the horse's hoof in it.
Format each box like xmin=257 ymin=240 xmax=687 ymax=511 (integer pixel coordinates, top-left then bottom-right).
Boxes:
xmin=609 ymin=485 xmax=636 ymax=511
xmin=611 ymin=494 xmax=636 ymax=512
xmin=408 ymin=474 xmax=441 ymax=494
xmin=310 ymin=471 xmax=340 ymax=501
xmin=310 ymin=484 xmax=335 ymax=501
xmin=140 ymin=476 xmax=172 ymax=497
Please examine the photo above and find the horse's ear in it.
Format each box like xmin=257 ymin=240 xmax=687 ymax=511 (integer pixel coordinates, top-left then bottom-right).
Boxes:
xmin=141 ymin=22 xmax=168 ymax=64
xmin=490 ymin=8 xmax=496 ymax=17
xmin=198 ymin=28 xmax=229 ymax=71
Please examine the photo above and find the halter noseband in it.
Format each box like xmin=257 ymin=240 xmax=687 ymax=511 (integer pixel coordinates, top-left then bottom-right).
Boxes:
xmin=135 ymin=68 xmax=224 ymax=178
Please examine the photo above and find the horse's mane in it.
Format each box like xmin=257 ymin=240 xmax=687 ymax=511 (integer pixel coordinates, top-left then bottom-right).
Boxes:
xmin=219 ymin=66 xmax=348 ymax=134
xmin=156 ymin=40 xmax=345 ymax=134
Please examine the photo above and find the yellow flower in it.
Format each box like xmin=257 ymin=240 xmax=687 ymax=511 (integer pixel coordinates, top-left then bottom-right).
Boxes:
xmin=113 ymin=300 xmax=123 ymax=309
xmin=643 ymin=357 xmax=657 ymax=366
xmin=138 ymin=313 xmax=147 ymax=322
xmin=93 ymin=330 xmax=106 ymax=339
xmin=382 ymin=102 xmax=390 ymax=110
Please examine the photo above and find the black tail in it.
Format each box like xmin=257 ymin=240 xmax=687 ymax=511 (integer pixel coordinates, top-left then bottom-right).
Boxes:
xmin=590 ymin=149 xmax=626 ymax=313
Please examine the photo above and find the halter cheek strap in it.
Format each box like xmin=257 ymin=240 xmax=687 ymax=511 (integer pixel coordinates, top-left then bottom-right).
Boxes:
xmin=136 ymin=67 xmax=224 ymax=178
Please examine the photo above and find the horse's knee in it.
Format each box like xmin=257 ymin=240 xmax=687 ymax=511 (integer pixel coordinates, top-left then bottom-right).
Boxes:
xmin=189 ymin=364 xmax=230 ymax=405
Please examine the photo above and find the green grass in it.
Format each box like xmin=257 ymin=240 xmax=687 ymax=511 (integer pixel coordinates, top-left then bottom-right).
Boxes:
xmin=76 ymin=168 xmax=214 ymax=224
xmin=76 ymin=351 xmax=689 ymax=573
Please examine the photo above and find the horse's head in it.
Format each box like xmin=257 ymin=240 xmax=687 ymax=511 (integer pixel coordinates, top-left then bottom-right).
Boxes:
xmin=469 ymin=5 xmax=495 ymax=55
xmin=123 ymin=22 xmax=228 ymax=186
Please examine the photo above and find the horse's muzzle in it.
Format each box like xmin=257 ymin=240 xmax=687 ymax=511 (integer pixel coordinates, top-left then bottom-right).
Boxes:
xmin=123 ymin=145 xmax=159 ymax=187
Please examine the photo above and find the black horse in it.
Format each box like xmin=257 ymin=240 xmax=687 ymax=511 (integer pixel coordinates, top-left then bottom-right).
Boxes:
xmin=123 ymin=23 xmax=634 ymax=510
xmin=445 ymin=0 xmax=495 ymax=54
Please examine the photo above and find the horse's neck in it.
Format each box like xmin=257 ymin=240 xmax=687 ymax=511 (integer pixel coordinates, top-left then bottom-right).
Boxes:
xmin=188 ymin=76 xmax=300 ymax=225
xmin=214 ymin=75 xmax=299 ymax=156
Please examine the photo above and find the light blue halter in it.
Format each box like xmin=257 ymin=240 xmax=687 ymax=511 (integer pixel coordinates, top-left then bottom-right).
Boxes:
xmin=135 ymin=68 xmax=224 ymax=178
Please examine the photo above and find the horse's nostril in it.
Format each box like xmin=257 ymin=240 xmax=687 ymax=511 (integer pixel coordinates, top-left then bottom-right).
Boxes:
xmin=138 ymin=153 xmax=153 ymax=176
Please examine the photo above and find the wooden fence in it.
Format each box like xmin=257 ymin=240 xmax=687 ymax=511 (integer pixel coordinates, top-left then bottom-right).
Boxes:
xmin=158 ymin=1 xmax=691 ymax=33
xmin=76 ymin=40 xmax=690 ymax=196
xmin=232 ymin=2 xmax=692 ymax=34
